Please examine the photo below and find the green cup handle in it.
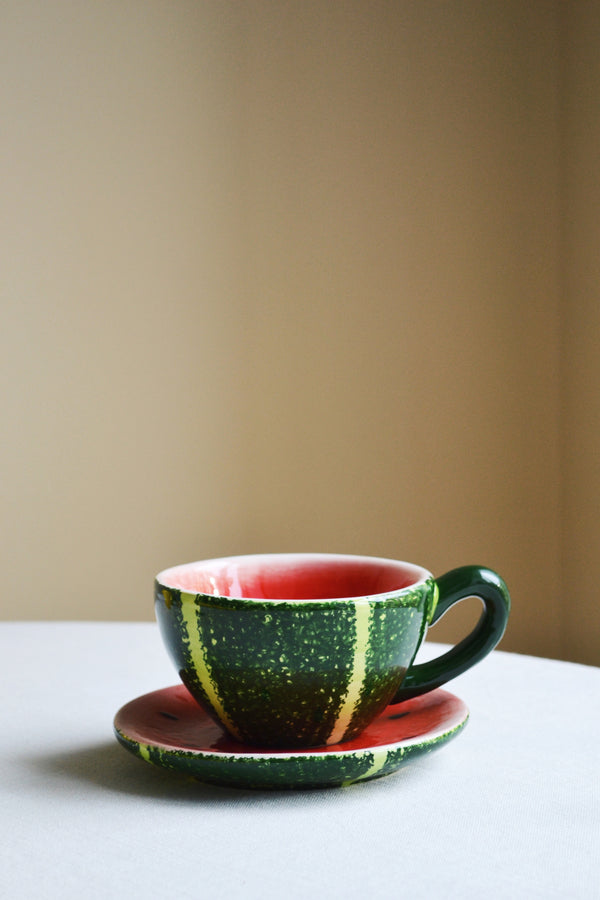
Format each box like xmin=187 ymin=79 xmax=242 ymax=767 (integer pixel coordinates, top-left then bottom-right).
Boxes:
xmin=392 ymin=565 xmax=511 ymax=703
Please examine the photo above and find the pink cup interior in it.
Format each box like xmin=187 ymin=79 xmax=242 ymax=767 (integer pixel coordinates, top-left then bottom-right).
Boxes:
xmin=157 ymin=553 xmax=429 ymax=601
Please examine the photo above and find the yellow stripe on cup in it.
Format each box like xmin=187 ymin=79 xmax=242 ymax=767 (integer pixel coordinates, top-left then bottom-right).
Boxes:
xmin=326 ymin=600 xmax=373 ymax=745
xmin=180 ymin=596 xmax=243 ymax=741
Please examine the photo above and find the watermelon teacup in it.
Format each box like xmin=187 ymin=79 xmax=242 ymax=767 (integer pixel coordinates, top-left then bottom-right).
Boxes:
xmin=154 ymin=553 xmax=510 ymax=748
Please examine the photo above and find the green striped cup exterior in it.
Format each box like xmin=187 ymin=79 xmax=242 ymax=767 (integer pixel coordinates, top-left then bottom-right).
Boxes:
xmin=154 ymin=553 xmax=437 ymax=748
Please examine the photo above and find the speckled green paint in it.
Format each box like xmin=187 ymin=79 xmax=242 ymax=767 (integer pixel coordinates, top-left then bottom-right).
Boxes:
xmin=154 ymin=578 xmax=438 ymax=748
xmin=154 ymin=587 xmax=218 ymax=719
xmin=345 ymin=602 xmax=424 ymax=740
xmin=113 ymin=713 xmax=468 ymax=790
xmin=199 ymin=603 xmax=357 ymax=746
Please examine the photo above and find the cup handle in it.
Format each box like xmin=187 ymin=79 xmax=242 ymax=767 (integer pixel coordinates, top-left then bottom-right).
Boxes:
xmin=391 ymin=565 xmax=511 ymax=703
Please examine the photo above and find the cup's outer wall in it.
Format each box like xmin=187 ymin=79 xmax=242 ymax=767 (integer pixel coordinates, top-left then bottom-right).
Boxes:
xmin=154 ymin=580 xmax=435 ymax=747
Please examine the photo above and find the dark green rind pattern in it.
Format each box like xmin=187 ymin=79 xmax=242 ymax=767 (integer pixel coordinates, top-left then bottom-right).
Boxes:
xmin=194 ymin=603 xmax=357 ymax=747
xmin=113 ymin=716 xmax=468 ymax=790
xmin=154 ymin=586 xmax=217 ymax=720
xmin=155 ymin=579 xmax=439 ymax=748
xmin=343 ymin=583 xmax=435 ymax=742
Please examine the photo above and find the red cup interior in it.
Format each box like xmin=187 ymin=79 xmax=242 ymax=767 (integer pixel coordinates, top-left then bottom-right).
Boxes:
xmin=157 ymin=553 xmax=429 ymax=601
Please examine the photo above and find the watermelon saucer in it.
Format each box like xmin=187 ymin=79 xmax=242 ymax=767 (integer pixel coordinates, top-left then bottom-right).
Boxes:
xmin=114 ymin=685 xmax=469 ymax=790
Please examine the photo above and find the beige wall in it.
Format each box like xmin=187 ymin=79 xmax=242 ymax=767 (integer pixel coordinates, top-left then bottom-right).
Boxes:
xmin=1 ymin=2 xmax=597 ymax=665
xmin=561 ymin=2 xmax=600 ymax=665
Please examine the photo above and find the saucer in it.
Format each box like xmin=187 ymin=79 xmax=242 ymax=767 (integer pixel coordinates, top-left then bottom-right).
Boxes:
xmin=114 ymin=686 xmax=469 ymax=790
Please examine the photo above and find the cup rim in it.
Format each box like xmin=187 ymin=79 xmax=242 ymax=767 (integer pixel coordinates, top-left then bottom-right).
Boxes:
xmin=155 ymin=552 xmax=432 ymax=604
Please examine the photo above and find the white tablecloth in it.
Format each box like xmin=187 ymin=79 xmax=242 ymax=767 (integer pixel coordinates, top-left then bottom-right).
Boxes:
xmin=0 ymin=622 xmax=598 ymax=899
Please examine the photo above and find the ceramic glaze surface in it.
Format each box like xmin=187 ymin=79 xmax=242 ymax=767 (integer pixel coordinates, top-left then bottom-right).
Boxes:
xmin=160 ymin=553 xmax=428 ymax=600
xmin=155 ymin=556 xmax=436 ymax=747
xmin=154 ymin=555 xmax=510 ymax=748
xmin=114 ymin=685 xmax=469 ymax=790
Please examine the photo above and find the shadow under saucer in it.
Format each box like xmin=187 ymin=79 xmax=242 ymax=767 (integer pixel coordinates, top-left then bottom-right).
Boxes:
xmin=25 ymin=731 xmax=435 ymax=805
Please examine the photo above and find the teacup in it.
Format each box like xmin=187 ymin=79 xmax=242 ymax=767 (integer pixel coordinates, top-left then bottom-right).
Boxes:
xmin=155 ymin=553 xmax=510 ymax=748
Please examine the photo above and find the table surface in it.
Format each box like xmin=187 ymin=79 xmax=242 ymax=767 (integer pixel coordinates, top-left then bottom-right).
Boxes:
xmin=1 ymin=622 xmax=598 ymax=900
